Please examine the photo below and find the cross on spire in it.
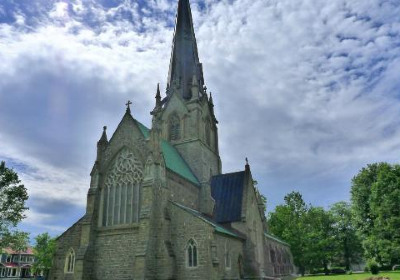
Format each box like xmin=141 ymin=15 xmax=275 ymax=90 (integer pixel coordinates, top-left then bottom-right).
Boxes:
xmin=126 ymin=100 xmax=132 ymax=114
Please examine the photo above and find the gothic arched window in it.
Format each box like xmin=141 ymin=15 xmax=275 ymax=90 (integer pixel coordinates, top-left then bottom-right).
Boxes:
xmin=270 ymin=247 xmax=276 ymax=263
xmin=187 ymin=239 xmax=198 ymax=268
xmin=169 ymin=115 xmax=181 ymax=141
xmin=64 ymin=249 xmax=75 ymax=274
xmin=102 ymin=148 xmax=143 ymax=226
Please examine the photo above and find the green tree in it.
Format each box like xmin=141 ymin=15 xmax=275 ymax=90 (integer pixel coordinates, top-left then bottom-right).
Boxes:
xmin=0 ymin=161 xmax=29 ymax=247
xmin=33 ymin=233 xmax=56 ymax=279
xmin=351 ymin=163 xmax=400 ymax=266
xmin=269 ymin=192 xmax=340 ymax=275
xmin=305 ymin=206 xmax=335 ymax=274
xmin=329 ymin=201 xmax=363 ymax=270
xmin=268 ymin=192 xmax=310 ymax=275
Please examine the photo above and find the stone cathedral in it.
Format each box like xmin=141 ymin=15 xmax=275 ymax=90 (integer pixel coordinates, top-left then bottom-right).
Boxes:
xmin=49 ymin=0 xmax=294 ymax=279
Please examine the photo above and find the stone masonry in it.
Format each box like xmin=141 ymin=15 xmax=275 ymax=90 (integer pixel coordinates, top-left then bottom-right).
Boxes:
xmin=48 ymin=0 xmax=295 ymax=279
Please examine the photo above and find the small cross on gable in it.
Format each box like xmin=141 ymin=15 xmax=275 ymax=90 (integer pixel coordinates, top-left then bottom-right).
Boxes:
xmin=125 ymin=100 xmax=133 ymax=114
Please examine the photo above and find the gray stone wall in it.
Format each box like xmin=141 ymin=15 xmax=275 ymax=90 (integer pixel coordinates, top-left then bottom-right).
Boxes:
xmin=92 ymin=224 xmax=142 ymax=280
xmin=169 ymin=202 xmax=244 ymax=280
xmin=213 ymin=234 xmax=243 ymax=280
xmin=49 ymin=219 xmax=82 ymax=280
xmin=175 ymin=139 xmax=220 ymax=183
xmin=167 ymin=171 xmax=199 ymax=209
xmin=169 ymin=203 xmax=215 ymax=280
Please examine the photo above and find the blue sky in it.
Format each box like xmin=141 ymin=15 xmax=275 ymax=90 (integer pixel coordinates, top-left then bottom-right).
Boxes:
xmin=1 ymin=0 xmax=400 ymax=239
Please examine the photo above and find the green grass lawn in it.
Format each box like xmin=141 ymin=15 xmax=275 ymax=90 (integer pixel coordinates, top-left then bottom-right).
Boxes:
xmin=299 ymin=271 xmax=400 ymax=280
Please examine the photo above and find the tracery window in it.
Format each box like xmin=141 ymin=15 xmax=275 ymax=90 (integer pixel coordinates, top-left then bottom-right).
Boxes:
xmin=102 ymin=148 xmax=143 ymax=226
xmin=187 ymin=239 xmax=198 ymax=268
xmin=65 ymin=249 xmax=75 ymax=274
xmin=169 ymin=115 xmax=181 ymax=141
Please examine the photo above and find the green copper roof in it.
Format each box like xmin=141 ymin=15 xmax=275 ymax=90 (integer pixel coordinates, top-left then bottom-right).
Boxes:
xmin=264 ymin=232 xmax=290 ymax=246
xmin=161 ymin=140 xmax=199 ymax=185
xmin=170 ymin=202 xmax=243 ymax=239
xmin=135 ymin=120 xmax=200 ymax=186
xmin=136 ymin=120 xmax=150 ymax=139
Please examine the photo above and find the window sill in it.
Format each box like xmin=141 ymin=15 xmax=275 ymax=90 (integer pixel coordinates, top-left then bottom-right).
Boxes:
xmin=97 ymin=223 xmax=140 ymax=236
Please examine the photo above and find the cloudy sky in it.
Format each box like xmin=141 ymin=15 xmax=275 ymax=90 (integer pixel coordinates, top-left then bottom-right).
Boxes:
xmin=1 ymin=0 xmax=400 ymax=238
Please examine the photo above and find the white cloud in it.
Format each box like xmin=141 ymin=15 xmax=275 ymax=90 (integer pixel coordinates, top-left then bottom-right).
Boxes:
xmin=49 ymin=2 xmax=69 ymax=20
xmin=1 ymin=0 xmax=400 ymax=234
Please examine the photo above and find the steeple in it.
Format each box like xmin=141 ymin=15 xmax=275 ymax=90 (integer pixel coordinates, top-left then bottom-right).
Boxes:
xmin=167 ymin=0 xmax=204 ymax=100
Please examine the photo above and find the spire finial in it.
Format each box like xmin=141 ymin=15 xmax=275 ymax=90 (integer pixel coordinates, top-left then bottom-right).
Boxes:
xmin=245 ymin=157 xmax=251 ymax=172
xmin=126 ymin=100 xmax=132 ymax=114
xmin=209 ymin=92 xmax=214 ymax=105
xmin=156 ymin=83 xmax=161 ymax=97
xmin=98 ymin=125 xmax=108 ymax=145
xmin=155 ymin=83 xmax=162 ymax=109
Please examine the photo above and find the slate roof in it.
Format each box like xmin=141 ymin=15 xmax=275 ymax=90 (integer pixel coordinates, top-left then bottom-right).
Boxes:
xmin=135 ymin=120 xmax=200 ymax=186
xmin=210 ymin=171 xmax=246 ymax=223
xmin=170 ymin=201 xmax=244 ymax=240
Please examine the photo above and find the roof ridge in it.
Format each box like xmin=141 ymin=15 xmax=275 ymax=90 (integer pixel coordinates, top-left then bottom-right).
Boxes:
xmin=212 ymin=170 xmax=245 ymax=177
xmin=264 ymin=232 xmax=290 ymax=247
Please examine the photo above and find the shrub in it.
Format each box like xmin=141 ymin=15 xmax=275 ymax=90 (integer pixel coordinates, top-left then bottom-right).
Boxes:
xmin=367 ymin=260 xmax=379 ymax=275
xmin=346 ymin=270 xmax=353 ymax=275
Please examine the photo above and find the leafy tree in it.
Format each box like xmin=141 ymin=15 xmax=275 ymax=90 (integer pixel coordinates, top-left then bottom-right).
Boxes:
xmin=268 ymin=192 xmax=310 ymax=275
xmin=329 ymin=202 xmax=363 ymax=270
xmin=0 ymin=161 xmax=29 ymax=245
xmin=351 ymin=163 xmax=400 ymax=266
xmin=33 ymin=233 xmax=56 ymax=279
xmin=305 ymin=206 xmax=335 ymax=274
xmin=269 ymin=192 xmax=351 ymax=275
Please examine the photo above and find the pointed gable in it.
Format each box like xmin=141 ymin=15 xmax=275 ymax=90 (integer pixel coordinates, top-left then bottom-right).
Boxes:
xmin=210 ymin=171 xmax=246 ymax=223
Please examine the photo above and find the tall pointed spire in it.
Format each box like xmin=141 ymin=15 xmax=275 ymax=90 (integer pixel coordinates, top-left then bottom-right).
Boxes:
xmin=167 ymin=0 xmax=204 ymax=100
